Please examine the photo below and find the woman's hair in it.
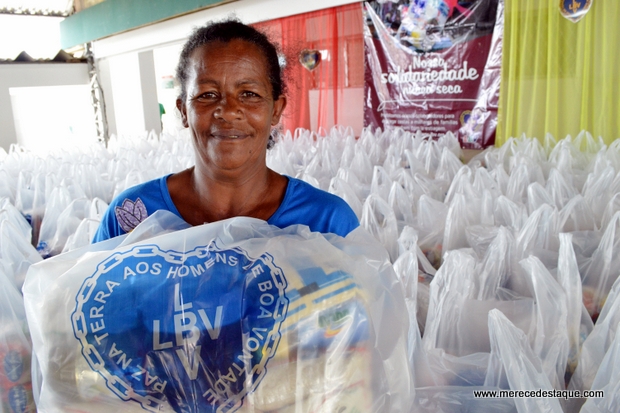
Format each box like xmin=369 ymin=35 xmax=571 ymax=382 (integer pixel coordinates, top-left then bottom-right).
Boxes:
xmin=175 ymin=19 xmax=286 ymax=103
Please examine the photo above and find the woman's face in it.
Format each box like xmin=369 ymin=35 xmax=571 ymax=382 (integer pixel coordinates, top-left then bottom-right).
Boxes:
xmin=177 ymin=39 xmax=286 ymax=176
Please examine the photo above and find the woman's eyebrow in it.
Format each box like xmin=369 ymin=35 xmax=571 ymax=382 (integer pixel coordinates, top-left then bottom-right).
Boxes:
xmin=196 ymin=78 xmax=218 ymax=85
xmin=235 ymin=79 xmax=265 ymax=88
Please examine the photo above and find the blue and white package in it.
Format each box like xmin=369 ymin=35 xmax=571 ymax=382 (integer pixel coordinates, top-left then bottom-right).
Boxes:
xmin=23 ymin=217 xmax=413 ymax=413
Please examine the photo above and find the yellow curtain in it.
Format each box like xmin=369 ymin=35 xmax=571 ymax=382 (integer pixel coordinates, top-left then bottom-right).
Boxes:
xmin=497 ymin=0 xmax=620 ymax=146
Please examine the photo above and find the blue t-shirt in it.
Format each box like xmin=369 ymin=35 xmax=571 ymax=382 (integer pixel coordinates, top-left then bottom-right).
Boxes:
xmin=93 ymin=175 xmax=359 ymax=242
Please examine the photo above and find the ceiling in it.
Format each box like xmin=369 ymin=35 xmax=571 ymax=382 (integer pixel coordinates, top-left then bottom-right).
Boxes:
xmin=0 ymin=0 xmax=74 ymax=16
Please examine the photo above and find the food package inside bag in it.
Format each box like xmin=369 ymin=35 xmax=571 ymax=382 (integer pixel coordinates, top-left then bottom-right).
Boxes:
xmin=23 ymin=215 xmax=413 ymax=413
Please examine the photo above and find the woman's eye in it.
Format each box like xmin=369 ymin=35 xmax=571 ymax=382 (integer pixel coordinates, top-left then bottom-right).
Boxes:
xmin=241 ymin=91 xmax=260 ymax=98
xmin=196 ymin=92 xmax=217 ymax=100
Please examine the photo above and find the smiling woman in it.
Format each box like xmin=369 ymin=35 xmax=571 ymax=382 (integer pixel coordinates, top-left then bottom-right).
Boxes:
xmin=92 ymin=19 xmax=359 ymax=243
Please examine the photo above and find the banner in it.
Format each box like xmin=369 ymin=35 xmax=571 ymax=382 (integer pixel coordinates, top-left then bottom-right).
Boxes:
xmin=364 ymin=0 xmax=503 ymax=148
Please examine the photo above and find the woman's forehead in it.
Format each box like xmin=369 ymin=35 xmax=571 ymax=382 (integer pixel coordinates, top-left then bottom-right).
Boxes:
xmin=189 ymin=39 xmax=268 ymax=70
xmin=184 ymin=39 xmax=274 ymax=95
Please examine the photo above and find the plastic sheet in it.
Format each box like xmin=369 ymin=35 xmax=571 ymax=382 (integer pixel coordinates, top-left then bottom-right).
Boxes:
xmin=23 ymin=216 xmax=413 ymax=413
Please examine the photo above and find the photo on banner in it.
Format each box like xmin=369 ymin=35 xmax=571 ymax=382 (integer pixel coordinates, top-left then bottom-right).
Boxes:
xmin=364 ymin=0 xmax=503 ymax=148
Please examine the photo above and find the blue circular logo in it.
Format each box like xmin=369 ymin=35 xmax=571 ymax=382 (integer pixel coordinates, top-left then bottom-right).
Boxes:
xmin=72 ymin=242 xmax=288 ymax=412
xmin=8 ymin=385 xmax=28 ymax=413
xmin=3 ymin=350 xmax=24 ymax=382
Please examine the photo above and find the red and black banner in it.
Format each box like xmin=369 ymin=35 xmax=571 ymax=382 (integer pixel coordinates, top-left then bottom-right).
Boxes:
xmin=364 ymin=0 xmax=503 ymax=148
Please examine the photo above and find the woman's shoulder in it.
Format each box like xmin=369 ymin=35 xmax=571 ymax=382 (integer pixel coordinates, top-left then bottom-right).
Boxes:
xmin=110 ymin=175 xmax=169 ymax=205
xmin=286 ymin=176 xmax=348 ymax=205
xmin=270 ymin=176 xmax=359 ymax=237
xmin=93 ymin=175 xmax=174 ymax=243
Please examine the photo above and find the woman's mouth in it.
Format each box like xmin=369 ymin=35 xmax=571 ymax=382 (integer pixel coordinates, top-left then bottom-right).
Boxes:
xmin=211 ymin=130 xmax=247 ymax=139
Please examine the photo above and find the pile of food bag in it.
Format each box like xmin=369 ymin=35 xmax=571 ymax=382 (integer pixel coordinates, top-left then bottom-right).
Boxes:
xmin=1 ymin=125 xmax=620 ymax=411
xmin=268 ymin=127 xmax=620 ymax=412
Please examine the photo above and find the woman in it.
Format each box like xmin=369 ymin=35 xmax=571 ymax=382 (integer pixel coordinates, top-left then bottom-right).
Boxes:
xmin=93 ymin=20 xmax=359 ymax=243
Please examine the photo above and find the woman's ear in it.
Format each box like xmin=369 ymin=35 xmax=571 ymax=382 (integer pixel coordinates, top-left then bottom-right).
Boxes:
xmin=271 ymin=95 xmax=287 ymax=126
xmin=176 ymin=98 xmax=189 ymax=128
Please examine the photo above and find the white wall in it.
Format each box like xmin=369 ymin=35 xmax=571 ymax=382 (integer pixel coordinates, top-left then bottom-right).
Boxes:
xmin=101 ymin=50 xmax=161 ymax=138
xmin=10 ymin=84 xmax=98 ymax=155
xmin=107 ymin=53 xmax=145 ymax=136
xmin=0 ymin=63 xmax=90 ymax=151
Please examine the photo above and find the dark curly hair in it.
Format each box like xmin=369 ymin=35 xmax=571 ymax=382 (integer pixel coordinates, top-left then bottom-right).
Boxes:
xmin=175 ymin=19 xmax=286 ymax=103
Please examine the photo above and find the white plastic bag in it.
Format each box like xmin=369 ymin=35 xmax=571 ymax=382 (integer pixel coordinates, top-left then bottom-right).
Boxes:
xmin=516 ymin=204 xmax=560 ymax=272
xmin=580 ymin=211 xmax=620 ymax=320
xmin=0 ymin=268 xmax=36 ymax=413
xmin=475 ymin=226 xmax=515 ymax=300
xmin=493 ymin=195 xmax=527 ymax=231
xmin=579 ymin=324 xmax=620 ymax=413
xmin=527 ymin=182 xmax=554 ymax=214
xmin=582 ymin=166 xmax=616 ymax=228
xmin=361 ymin=194 xmax=399 ymax=262
xmin=370 ymin=165 xmax=392 ymax=202
xmin=487 ymin=309 xmax=563 ymax=413
xmin=415 ymin=195 xmax=448 ymax=268
xmin=47 ymin=198 xmax=92 ymax=257
xmin=558 ymin=195 xmax=597 ymax=232
xmin=0 ymin=220 xmax=42 ymax=290
xmin=396 ymin=226 xmax=435 ymax=336
xmin=519 ymin=256 xmax=569 ymax=391
xmin=546 ymin=168 xmax=577 ymax=210
xmin=388 ymin=182 xmax=415 ymax=231
xmin=61 ymin=218 xmax=102 ymax=254
xmin=434 ymin=147 xmax=463 ymax=184
xmin=568 ymin=275 xmax=620 ymax=407
xmin=443 ymin=193 xmax=476 ymax=253
xmin=413 ymin=386 xmax=516 ymax=413
xmin=0 ymin=199 xmax=32 ymax=244
xmin=23 ymin=217 xmax=413 ymax=413
xmin=557 ymin=234 xmax=593 ymax=380
xmin=328 ymin=177 xmax=363 ymax=220
xmin=35 ymin=186 xmax=74 ymax=258
xmin=423 ymin=251 xmax=502 ymax=386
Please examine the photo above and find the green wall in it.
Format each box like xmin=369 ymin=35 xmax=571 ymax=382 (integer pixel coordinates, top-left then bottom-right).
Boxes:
xmin=60 ymin=0 xmax=231 ymax=49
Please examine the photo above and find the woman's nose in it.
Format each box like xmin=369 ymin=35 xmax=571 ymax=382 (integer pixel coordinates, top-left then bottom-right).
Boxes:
xmin=214 ymin=96 xmax=242 ymax=121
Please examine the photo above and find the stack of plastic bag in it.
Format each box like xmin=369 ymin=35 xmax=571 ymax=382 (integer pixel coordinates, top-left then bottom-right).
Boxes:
xmin=0 ymin=130 xmax=196 ymax=259
xmin=23 ymin=213 xmax=413 ymax=413
xmin=5 ymin=124 xmax=620 ymax=410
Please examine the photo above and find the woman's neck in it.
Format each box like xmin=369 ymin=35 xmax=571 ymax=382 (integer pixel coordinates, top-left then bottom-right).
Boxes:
xmin=169 ymin=166 xmax=287 ymax=226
